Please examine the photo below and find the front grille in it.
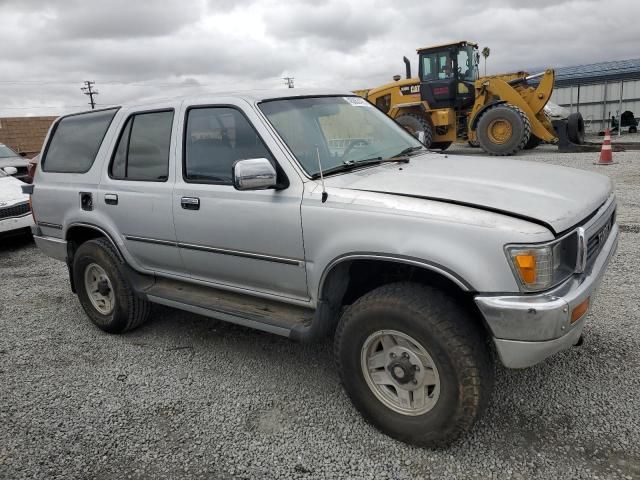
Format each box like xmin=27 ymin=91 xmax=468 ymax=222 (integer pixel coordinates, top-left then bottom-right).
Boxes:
xmin=586 ymin=210 xmax=615 ymax=265
xmin=0 ymin=201 xmax=30 ymax=219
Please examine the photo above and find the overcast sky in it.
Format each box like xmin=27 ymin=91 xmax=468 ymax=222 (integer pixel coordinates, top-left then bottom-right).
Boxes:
xmin=0 ymin=0 xmax=637 ymax=117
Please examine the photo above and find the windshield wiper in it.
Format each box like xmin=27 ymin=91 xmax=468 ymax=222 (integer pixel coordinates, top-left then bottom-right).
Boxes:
xmin=311 ymin=155 xmax=411 ymax=179
xmin=391 ymin=145 xmax=425 ymax=158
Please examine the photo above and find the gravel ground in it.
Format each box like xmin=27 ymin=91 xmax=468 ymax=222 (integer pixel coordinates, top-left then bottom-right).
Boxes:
xmin=1 ymin=147 xmax=639 ymax=480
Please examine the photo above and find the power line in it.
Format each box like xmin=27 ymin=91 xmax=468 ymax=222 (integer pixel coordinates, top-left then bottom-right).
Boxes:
xmin=81 ymin=80 xmax=98 ymax=109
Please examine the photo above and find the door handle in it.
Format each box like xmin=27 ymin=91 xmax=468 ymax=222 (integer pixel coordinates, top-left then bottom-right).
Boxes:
xmin=105 ymin=193 xmax=118 ymax=205
xmin=181 ymin=197 xmax=200 ymax=210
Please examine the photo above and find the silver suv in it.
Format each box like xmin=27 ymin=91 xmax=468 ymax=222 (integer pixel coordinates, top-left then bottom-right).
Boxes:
xmin=27 ymin=90 xmax=618 ymax=447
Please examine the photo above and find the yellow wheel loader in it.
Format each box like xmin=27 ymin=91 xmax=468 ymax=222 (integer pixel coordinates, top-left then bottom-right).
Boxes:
xmin=355 ymin=41 xmax=586 ymax=155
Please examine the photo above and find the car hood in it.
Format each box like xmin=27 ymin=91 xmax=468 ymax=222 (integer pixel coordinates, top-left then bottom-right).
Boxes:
xmin=322 ymin=153 xmax=612 ymax=233
xmin=0 ymin=176 xmax=28 ymax=204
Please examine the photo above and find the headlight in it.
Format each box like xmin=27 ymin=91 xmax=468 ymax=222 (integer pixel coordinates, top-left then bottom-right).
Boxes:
xmin=506 ymin=231 xmax=580 ymax=292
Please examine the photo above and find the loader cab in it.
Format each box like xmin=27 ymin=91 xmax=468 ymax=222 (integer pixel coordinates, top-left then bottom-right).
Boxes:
xmin=417 ymin=41 xmax=478 ymax=112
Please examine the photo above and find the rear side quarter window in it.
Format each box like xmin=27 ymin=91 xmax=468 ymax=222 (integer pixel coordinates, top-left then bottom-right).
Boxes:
xmin=110 ymin=110 xmax=174 ymax=182
xmin=42 ymin=108 xmax=118 ymax=173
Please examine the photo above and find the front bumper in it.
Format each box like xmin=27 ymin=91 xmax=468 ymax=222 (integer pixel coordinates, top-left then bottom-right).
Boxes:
xmin=475 ymin=221 xmax=619 ymax=369
xmin=0 ymin=212 xmax=33 ymax=234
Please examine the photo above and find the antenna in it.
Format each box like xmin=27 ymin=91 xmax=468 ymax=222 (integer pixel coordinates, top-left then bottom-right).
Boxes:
xmin=315 ymin=145 xmax=328 ymax=203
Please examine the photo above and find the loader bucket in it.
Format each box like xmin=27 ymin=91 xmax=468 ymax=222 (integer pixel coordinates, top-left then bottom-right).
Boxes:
xmin=553 ymin=119 xmax=625 ymax=153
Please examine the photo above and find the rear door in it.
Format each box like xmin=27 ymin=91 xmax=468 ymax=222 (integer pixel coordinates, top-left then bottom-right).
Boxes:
xmin=98 ymin=107 xmax=184 ymax=276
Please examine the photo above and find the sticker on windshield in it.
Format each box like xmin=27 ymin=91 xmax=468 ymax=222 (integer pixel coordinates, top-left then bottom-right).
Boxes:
xmin=344 ymin=96 xmax=371 ymax=107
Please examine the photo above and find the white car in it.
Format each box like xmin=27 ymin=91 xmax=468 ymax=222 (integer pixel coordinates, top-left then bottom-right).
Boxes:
xmin=0 ymin=167 xmax=34 ymax=236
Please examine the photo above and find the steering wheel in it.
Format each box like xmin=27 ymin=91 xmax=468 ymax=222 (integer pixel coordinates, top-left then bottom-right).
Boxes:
xmin=342 ymin=139 xmax=370 ymax=160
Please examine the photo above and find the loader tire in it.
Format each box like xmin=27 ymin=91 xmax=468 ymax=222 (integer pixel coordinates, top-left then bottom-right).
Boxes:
xmin=430 ymin=141 xmax=452 ymax=151
xmin=476 ymin=104 xmax=531 ymax=156
xmin=523 ymin=135 xmax=542 ymax=150
xmin=396 ymin=113 xmax=433 ymax=148
xmin=567 ymin=112 xmax=585 ymax=144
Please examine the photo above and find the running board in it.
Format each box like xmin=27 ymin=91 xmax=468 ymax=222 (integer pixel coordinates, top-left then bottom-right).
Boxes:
xmin=143 ymin=278 xmax=314 ymax=338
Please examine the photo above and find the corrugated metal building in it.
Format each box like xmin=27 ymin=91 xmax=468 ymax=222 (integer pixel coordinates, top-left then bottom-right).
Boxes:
xmin=548 ymin=58 xmax=640 ymax=132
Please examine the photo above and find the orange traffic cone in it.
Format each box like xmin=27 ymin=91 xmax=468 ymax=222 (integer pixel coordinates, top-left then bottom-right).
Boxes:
xmin=595 ymin=129 xmax=616 ymax=165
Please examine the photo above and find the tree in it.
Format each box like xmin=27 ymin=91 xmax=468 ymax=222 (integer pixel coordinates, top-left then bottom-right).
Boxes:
xmin=481 ymin=47 xmax=490 ymax=76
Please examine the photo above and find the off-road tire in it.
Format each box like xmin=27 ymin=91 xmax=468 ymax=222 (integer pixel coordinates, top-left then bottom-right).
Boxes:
xmin=396 ymin=113 xmax=433 ymax=148
xmin=476 ymin=104 xmax=531 ymax=156
xmin=334 ymin=282 xmax=493 ymax=448
xmin=523 ymin=135 xmax=542 ymax=150
xmin=567 ymin=112 xmax=585 ymax=144
xmin=73 ymin=238 xmax=150 ymax=333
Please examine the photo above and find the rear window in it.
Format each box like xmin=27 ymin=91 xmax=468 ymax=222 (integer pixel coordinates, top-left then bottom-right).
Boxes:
xmin=42 ymin=108 xmax=118 ymax=173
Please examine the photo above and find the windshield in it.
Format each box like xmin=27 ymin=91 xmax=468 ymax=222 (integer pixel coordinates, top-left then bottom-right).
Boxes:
xmin=457 ymin=46 xmax=477 ymax=81
xmin=0 ymin=145 xmax=19 ymax=158
xmin=259 ymin=96 xmax=423 ymax=177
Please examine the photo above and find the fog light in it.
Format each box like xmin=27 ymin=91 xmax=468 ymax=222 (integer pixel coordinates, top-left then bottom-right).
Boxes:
xmin=571 ymin=298 xmax=589 ymax=324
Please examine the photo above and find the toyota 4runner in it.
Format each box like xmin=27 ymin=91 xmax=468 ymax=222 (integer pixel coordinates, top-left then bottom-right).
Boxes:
xmin=26 ymin=90 xmax=618 ymax=447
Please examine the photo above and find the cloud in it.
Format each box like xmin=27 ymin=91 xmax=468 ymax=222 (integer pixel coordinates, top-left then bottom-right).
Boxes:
xmin=0 ymin=0 xmax=637 ymax=117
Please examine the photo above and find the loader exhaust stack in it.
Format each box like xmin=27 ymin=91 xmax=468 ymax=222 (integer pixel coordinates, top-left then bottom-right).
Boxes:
xmin=403 ymin=57 xmax=411 ymax=79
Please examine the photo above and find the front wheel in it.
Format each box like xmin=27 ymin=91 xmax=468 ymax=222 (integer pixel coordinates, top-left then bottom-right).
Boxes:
xmin=334 ymin=282 xmax=493 ymax=447
xmin=475 ymin=104 xmax=531 ymax=155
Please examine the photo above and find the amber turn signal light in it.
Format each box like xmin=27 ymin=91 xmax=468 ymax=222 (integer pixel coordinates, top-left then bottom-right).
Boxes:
xmin=514 ymin=254 xmax=536 ymax=284
xmin=571 ymin=297 xmax=590 ymax=324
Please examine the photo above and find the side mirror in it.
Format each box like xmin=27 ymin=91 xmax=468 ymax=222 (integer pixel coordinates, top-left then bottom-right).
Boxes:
xmin=3 ymin=166 xmax=18 ymax=175
xmin=232 ymin=158 xmax=277 ymax=191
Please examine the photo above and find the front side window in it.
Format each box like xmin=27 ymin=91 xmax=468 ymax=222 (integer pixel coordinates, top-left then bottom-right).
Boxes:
xmin=110 ymin=110 xmax=173 ymax=181
xmin=184 ymin=107 xmax=273 ymax=184
xmin=43 ymin=108 xmax=118 ymax=173
xmin=457 ymin=47 xmax=477 ymax=81
xmin=259 ymin=96 xmax=422 ymax=177
xmin=421 ymin=53 xmax=453 ymax=81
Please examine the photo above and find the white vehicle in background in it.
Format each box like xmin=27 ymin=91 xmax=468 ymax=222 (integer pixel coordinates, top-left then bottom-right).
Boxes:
xmin=0 ymin=167 xmax=33 ymax=237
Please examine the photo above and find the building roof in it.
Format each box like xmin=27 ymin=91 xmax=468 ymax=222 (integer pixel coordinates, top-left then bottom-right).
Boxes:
xmin=530 ymin=58 xmax=640 ymax=87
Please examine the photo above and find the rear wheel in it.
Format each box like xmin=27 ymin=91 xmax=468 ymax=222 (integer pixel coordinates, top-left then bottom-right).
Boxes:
xmin=396 ymin=113 xmax=433 ymax=148
xmin=430 ymin=141 xmax=452 ymax=151
xmin=475 ymin=104 xmax=531 ymax=155
xmin=73 ymin=238 xmax=150 ymax=333
xmin=523 ymin=135 xmax=542 ymax=150
xmin=334 ymin=282 xmax=493 ymax=447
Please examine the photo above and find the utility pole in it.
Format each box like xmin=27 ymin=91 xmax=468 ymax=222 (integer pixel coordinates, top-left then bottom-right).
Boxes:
xmin=283 ymin=76 xmax=295 ymax=89
xmin=81 ymin=81 xmax=99 ymax=109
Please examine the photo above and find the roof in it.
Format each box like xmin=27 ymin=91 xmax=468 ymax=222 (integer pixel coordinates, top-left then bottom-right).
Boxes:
xmin=416 ymin=41 xmax=477 ymax=53
xmin=529 ymin=58 xmax=640 ymax=87
xmin=121 ymin=88 xmax=355 ymax=110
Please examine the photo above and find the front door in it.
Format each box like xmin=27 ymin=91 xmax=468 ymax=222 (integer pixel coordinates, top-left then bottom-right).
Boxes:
xmin=172 ymin=102 xmax=308 ymax=300
xmin=419 ymin=51 xmax=457 ymax=109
